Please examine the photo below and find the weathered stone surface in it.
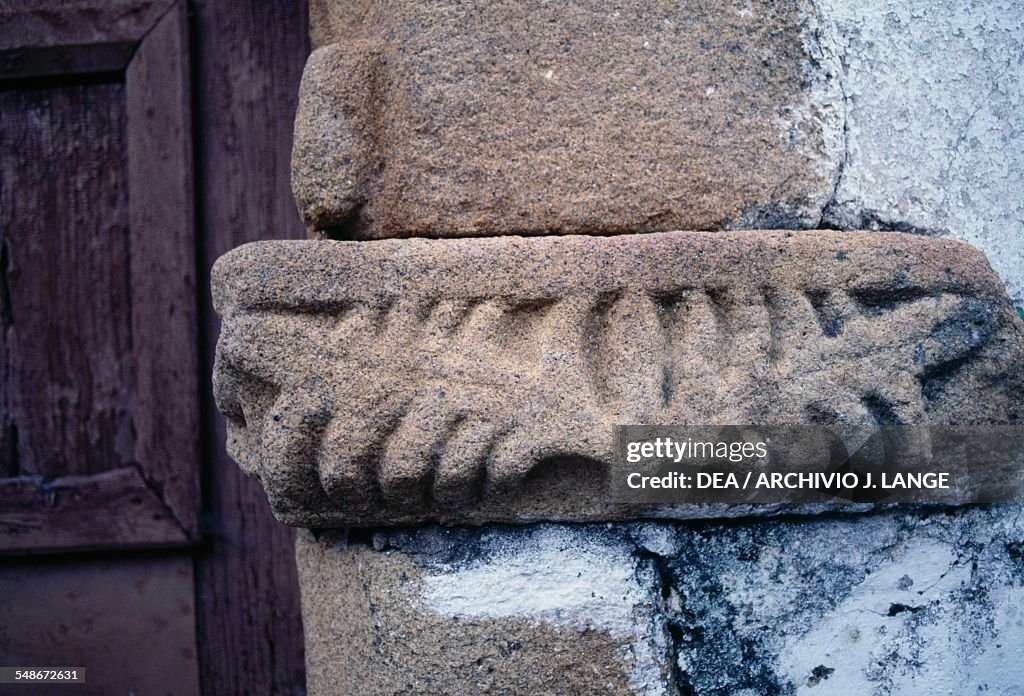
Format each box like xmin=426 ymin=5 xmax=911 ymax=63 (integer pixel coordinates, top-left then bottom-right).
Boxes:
xmin=294 ymin=0 xmax=842 ymax=239
xmin=211 ymin=231 xmax=1024 ymax=527
xmin=298 ymin=508 xmax=1024 ymax=695
xmin=660 ymin=507 xmax=1024 ymax=694
xmin=297 ymin=526 xmax=671 ymax=695
xmin=298 ymin=0 xmax=1024 ymax=303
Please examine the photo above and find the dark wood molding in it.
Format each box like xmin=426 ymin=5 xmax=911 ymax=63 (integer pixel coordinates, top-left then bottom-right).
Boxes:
xmin=125 ymin=1 xmax=200 ymax=541
xmin=0 ymin=0 xmax=176 ymax=79
xmin=0 ymin=467 xmax=190 ymax=553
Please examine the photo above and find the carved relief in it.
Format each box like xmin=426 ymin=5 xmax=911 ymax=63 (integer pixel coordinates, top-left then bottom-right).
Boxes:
xmin=213 ymin=231 xmax=1024 ymax=526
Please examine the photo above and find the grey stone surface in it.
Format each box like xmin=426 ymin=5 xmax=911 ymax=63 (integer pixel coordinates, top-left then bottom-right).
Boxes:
xmin=212 ymin=231 xmax=1024 ymax=528
xmin=298 ymin=508 xmax=1024 ymax=695
xmin=656 ymin=508 xmax=1024 ymax=695
xmin=816 ymin=0 xmax=1024 ymax=305
xmin=298 ymin=0 xmax=1024 ymax=309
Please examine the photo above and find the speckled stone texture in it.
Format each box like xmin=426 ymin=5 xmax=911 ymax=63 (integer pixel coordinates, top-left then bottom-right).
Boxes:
xmin=217 ymin=1 xmax=1024 ymax=691
xmin=294 ymin=0 xmax=843 ymax=239
xmin=297 ymin=508 xmax=1024 ymax=696
xmin=212 ymin=231 xmax=1024 ymax=528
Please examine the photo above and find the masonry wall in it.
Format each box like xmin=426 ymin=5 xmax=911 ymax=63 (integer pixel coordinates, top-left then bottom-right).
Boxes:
xmin=275 ymin=2 xmax=1024 ymax=694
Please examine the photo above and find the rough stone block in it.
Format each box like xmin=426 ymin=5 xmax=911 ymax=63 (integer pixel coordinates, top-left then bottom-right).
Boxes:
xmin=294 ymin=0 xmax=842 ymax=239
xmin=212 ymin=231 xmax=1024 ymax=527
xmin=297 ymin=527 xmax=671 ymax=695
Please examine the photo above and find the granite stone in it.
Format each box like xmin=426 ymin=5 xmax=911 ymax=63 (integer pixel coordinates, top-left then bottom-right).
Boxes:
xmin=293 ymin=0 xmax=843 ymax=239
xmin=212 ymin=231 xmax=1024 ymax=527
xmin=296 ymin=508 xmax=1024 ymax=695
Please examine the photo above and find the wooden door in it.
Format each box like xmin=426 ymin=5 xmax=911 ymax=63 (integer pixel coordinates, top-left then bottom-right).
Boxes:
xmin=0 ymin=0 xmax=198 ymax=553
xmin=0 ymin=2 xmax=201 ymax=693
xmin=0 ymin=1 xmax=309 ymax=692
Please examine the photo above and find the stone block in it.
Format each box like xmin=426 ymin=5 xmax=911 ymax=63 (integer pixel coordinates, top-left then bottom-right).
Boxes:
xmin=297 ymin=527 xmax=670 ymax=695
xmin=211 ymin=231 xmax=1024 ymax=527
xmin=294 ymin=0 xmax=842 ymax=239
xmin=296 ymin=509 xmax=1024 ymax=695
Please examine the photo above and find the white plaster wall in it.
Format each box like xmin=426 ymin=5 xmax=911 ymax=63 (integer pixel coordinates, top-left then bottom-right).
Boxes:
xmin=817 ymin=0 xmax=1024 ymax=305
xmin=396 ymin=509 xmax=1024 ymax=695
